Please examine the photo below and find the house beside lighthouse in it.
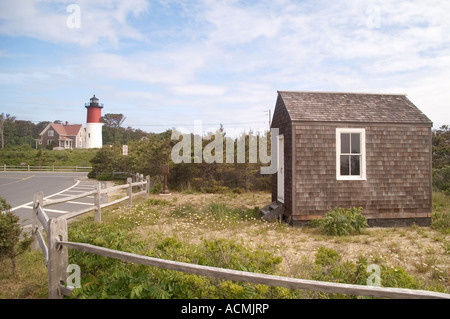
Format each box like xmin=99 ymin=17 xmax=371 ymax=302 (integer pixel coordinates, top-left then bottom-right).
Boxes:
xmin=36 ymin=95 xmax=104 ymax=149
xmin=85 ymin=95 xmax=103 ymax=148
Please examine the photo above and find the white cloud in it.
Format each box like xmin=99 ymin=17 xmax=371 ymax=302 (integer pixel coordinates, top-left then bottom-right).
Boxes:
xmin=202 ymin=0 xmax=283 ymax=45
xmin=171 ymin=84 xmax=227 ymax=96
xmin=0 ymin=0 xmax=149 ymax=46
xmin=1 ymin=0 xmax=450 ymax=131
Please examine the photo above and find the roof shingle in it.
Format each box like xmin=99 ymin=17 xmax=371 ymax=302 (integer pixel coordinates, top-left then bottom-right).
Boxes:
xmin=278 ymin=91 xmax=432 ymax=124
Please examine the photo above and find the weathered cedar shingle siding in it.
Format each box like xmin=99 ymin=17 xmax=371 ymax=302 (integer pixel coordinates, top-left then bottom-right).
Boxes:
xmin=292 ymin=124 xmax=432 ymax=222
xmin=271 ymin=91 xmax=433 ymax=227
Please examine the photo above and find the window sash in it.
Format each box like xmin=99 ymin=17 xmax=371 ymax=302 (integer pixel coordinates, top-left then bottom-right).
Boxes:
xmin=336 ymin=128 xmax=366 ymax=180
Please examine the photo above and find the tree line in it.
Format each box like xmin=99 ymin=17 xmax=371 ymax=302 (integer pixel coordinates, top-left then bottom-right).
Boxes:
xmin=0 ymin=113 xmax=150 ymax=148
xmin=89 ymin=128 xmax=272 ymax=193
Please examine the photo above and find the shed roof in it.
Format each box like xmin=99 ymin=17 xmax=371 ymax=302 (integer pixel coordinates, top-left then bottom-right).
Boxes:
xmin=277 ymin=91 xmax=432 ymax=124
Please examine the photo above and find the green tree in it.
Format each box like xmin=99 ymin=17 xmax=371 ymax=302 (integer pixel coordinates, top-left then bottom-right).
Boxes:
xmin=432 ymin=125 xmax=450 ymax=169
xmin=101 ymin=113 xmax=126 ymax=144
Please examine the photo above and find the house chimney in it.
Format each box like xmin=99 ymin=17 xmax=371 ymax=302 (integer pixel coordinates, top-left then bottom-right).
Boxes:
xmin=65 ymin=121 xmax=69 ymax=126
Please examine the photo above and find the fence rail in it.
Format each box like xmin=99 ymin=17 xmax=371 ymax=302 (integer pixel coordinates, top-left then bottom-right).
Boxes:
xmin=56 ymin=240 xmax=450 ymax=299
xmin=29 ymin=174 xmax=450 ymax=300
xmin=2 ymin=165 xmax=92 ymax=172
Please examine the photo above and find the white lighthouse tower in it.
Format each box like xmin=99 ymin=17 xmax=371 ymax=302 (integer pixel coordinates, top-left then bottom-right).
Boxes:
xmin=85 ymin=95 xmax=103 ymax=148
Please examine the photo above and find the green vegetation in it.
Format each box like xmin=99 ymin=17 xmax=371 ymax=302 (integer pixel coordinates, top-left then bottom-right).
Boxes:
xmin=0 ymin=197 xmax=32 ymax=278
xmin=0 ymin=144 xmax=97 ymax=167
xmin=69 ymin=230 xmax=285 ymax=299
xmin=89 ymin=130 xmax=271 ymax=192
xmin=432 ymin=125 xmax=450 ymax=195
xmin=1 ymin=191 xmax=449 ymax=299
xmin=63 ymin=194 xmax=447 ymax=299
xmin=431 ymin=192 xmax=450 ymax=234
xmin=305 ymin=247 xmax=424 ymax=298
xmin=311 ymin=207 xmax=368 ymax=236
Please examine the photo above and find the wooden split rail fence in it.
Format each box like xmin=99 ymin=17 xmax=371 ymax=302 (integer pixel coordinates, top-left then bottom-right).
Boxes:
xmin=30 ymin=175 xmax=450 ymax=299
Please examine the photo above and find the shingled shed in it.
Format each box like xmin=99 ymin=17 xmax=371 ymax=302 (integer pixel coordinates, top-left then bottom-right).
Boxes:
xmin=267 ymin=91 xmax=433 ymax=227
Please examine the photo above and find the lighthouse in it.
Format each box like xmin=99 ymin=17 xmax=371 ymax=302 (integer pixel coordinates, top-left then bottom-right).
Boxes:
xmin=85 ymin=95 xmax=103 ymax=148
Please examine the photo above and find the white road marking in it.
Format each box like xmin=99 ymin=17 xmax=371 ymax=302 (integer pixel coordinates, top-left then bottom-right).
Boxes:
xmin=11 ymin=180 xmax=81 ymax=212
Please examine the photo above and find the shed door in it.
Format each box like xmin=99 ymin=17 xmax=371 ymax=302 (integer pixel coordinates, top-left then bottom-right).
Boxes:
xmin=277 ymin=135 xmax=284 ymax=203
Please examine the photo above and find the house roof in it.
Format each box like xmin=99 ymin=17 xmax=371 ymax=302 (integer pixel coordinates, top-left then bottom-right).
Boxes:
xmin=277 ymin=91 xmax=432 ymax=124
xmin=40 ymin=123 xmax=84 ymax=137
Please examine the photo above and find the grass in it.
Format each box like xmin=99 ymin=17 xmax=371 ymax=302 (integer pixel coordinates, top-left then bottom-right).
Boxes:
xmin=0 ymin=146 xmax=97 ymax=167
xmin=1 ymin=191 xmax=449 ymax=298
xmin=0 ymin=250 xmax=48 ymax=298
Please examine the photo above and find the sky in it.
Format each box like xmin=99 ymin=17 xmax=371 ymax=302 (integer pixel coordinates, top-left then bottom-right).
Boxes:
xmin=0 ymin=0 xmax=449 ymax=135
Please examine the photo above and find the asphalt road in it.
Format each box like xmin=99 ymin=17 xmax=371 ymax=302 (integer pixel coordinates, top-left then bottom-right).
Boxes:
xmin=0 ymin=171 xmax=96 ymax=226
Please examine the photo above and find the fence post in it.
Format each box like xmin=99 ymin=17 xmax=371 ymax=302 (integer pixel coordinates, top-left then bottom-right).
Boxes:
xmin=145 ymin=175 xmax=150 ymax=200
xmin=47 ymin=217 xmax=68 ymax=299
xmin=94 ymin=182 xmax=102 ymax=223
xmin=32 ymin=191 xmax=44 ymax=251
xmin=139 ymin=173 xmax=144 ymax=192
xmin=127 ymin=177 xmax=133 ymax=206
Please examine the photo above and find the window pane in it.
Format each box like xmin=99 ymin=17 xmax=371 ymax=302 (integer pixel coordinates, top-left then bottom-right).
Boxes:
xmin=341 ymin=133 xmax=350 ymax=153
xmin=351 ymin=133 xmax=360 ymax=154
xmin=340 ymin=155 xmax=350 ymax=176
xmin=351 ymin=155 xmax=361 ymax=176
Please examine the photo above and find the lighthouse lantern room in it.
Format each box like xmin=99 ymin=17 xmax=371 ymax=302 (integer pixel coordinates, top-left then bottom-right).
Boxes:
xmin=85 ymin=95 xmax=103 ymax=148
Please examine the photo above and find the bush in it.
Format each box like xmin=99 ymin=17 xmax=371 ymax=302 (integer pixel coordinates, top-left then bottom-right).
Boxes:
xmin=431 ymin=192 xmax=450 ymax=234
xmin=312 ymin=207 xmax=368 ymax=236
xmin=431 ymin=209 xmax=450 ymax=234
xmin=0 ymin=197 xmax=32 ymax=278
xmin=309 ymin=247 xmax=425 ymax=297
xmin=68 ymin=221 xmax=288 ymax=299
xmin=433 ymin=166 xmax=450 ymax=195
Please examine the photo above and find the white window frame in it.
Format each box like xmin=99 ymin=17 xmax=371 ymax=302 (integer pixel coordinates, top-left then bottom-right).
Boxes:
xmin=48 ymin=130 xmax=54 ymax=137
xmin=336 ymin=128 xmax=366 ymax=181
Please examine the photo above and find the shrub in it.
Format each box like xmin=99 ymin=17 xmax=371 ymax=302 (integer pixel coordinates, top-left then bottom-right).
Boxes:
xmin=433 ymin=166 xmax=450 ymax=195
xmin=68 ymin=222 xmax=287 ymax=299
xmin=315 ymin=247 xmax=342 ymax=266
xmin=431 ymin=208 xmax=450 ymax=234
xmin=431 ymin=192 xmax=450 ymax=234
xmin=312 ymin=207 xmax=368 ymax=236
xmin=309 ymin=247 xmax=426 ymax=297
xmin=0 ymin=197 xmax=32 ymax=278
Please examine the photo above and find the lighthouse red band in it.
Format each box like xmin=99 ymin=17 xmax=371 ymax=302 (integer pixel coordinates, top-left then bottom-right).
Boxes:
xmin=87 ymin=106 xmax=102 ymax=124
